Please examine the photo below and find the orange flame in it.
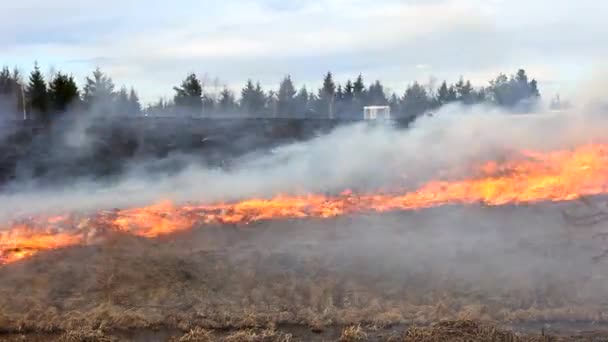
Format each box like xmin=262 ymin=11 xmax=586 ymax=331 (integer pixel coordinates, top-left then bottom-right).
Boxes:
xmin=2 ymin=143 xmax=608 ymax=265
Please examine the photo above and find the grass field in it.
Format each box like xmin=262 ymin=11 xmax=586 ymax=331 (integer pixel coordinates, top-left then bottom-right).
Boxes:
xmin=1 ymin=204 xmax=608 ymax=341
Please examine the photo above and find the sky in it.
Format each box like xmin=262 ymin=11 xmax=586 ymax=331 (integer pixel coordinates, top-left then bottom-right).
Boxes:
xmin=2 ymin=0 xmax=606 ymax=104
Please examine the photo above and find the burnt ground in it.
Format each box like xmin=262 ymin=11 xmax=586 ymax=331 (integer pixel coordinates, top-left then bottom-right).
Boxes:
xmin=2 ymin=203 xmax=608 ymax=341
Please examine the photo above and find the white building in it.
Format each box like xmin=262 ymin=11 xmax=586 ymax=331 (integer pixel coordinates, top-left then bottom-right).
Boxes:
xmin=363 ymin=106 xmax=391 ymax=120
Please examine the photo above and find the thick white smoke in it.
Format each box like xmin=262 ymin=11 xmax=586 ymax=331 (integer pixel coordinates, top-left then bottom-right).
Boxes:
xmin=1 ymin=99 xmax=607 ymax=223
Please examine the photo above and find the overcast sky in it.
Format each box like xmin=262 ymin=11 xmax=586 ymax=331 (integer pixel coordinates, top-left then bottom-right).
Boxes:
xmin=2 ymin=0 xmax=606 ymax=104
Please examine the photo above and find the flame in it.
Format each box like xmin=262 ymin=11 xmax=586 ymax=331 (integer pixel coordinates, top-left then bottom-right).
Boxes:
xmin=2 ymin=143 xmax=608 ymax=265
xmin=0 ymin=225 xmax=82 ymax=265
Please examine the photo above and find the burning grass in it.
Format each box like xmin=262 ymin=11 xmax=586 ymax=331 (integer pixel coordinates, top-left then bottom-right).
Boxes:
xmin=1 ymin=205 xmax=608 ymax=340
xmin=4 ymin=143 xmax=608 ymax=268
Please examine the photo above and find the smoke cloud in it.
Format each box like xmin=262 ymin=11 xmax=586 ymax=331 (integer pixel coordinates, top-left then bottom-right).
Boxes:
xmin=1 ymin=97 xmax=607 ymax=222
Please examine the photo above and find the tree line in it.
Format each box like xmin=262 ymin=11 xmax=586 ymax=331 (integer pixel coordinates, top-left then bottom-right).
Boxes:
xmin=0 ymin=64 xmax=142 ymax=124
xmin=0 ymin=63 xmax=541 ymax=125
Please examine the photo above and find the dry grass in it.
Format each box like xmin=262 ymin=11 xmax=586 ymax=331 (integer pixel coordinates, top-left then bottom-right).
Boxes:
xmin=339 ymin=324 xmax=368 ymax=341
xmin=1 ymin=209 xmax=608 ymax=340
xmin=403 ymin=321 xmax=553 ymax=342
xmin=171 ymin=327 xmax=214 ymax=342
xmin=224 ymin=328 xmax=293 ymax=342
xmin=57 ymin=327 xmax=116 ymax=342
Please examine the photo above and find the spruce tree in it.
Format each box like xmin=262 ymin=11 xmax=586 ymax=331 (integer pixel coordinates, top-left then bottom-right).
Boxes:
xmin=0 ymin=67 xmax=12 ymax=95
xmin=13 ymin=68 xmax=26 ymax=118
xmin=295 ymin=86 xmax=310 ymax=118
xmin=436 ymin=81 xmax=450 ymax=106
xmin=353 ymin=74 xmax=366 ymax=100
xmin=367 ymin=80 xmax=387 ymax=106
xmin=253 ymin=82 xmax=266 ymax=116
xmin=0 ymin=66 xmax=22 ymax=118
xmin=344 ymin=80 xmax=354 ymax=102
xmin=455 ymin=77 xmax=474 ymax=104
xmin=128 ymin=88 xmax=142 ymax=115
xmin=240 ymin=80 xmax=256 ymax=116
xmin=240 ymin=80 xmax=265 ymax=116
xmin=218 ymin=87 xmax=237 ymax=114
xmin=267 ymin=90 xmax=278 ymax=117
xmin=401 ymin=82 xmax=431 ymax=119
xmin=173 ymin=73 xmax=203 ymax=115
xmin=83 ymin=68 xmax=116 ymax=115
xmin=26 ymin=63 xmax=49 ymax=122
xmin=48 ymin=72 xmax=80 ymax=113
xmin=318 ymin=72 xmax=336 ymax=118
xmin=115 ymin=86 xmax=130 ymax=115
xmin=389 ymin=93 xmax=400 ymax=114
xmin=277 ymin=75 xmax=296 ymax=117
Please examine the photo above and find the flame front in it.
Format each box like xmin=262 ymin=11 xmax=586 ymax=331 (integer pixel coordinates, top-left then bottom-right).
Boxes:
xmin=2 ymin=143 xmax=608 ymax=265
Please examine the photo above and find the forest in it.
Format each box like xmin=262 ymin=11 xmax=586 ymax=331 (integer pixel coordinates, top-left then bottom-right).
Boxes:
xmin=0 ymin=64 xmax=543 ymax=188
xmin=0 ymin=64 xmax=542 ymax=124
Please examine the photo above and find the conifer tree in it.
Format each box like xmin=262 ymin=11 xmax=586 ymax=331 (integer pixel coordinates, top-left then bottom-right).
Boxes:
xmin=173 ymin=73 xmax=203 ymax=115
xmin=277 ymin=75 xmax=296 ymax=117
xmin=48 ymin=72 xmax=80 ymax=113
xmin=26 ymin=63 xmax=49 ymax=122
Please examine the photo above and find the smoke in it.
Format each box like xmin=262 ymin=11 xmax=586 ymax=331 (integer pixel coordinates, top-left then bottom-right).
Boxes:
xmin=1 ymin=99 xmax=608 ymax=222
xmin=3 ymin=98 xmax=608 ymax=330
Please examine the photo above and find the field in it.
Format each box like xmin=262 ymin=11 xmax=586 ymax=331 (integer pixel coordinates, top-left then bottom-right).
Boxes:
xmin=2 ymin=203 xmax=608 ymax=341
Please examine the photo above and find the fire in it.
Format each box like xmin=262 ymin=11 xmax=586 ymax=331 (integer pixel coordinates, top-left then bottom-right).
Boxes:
xmin=0 ymin=225 xmax=83 ymax=265
xmin=112 ymin=201 xmax=197 ymax=238
xmin=2 ymin=143 xmax=608 ymax=266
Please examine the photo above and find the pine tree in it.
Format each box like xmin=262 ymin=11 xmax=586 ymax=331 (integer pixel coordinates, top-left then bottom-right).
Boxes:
xmin=0 ymin=66 xmax=23 ymax=119
xmin=267 ymin=90 xmax=278 ymax=117
xmin=295 ymin=86 xmax=310 ymax=118
xmin=401 ymin=82 xmax=431 ymax=119
xmin=318 ymin=72 xmax=336 ymax=118
xmin=277 ymin=75 xmax=296 ymax=117
xmin=350 ymin=74 xmax=367 ymax=118
xmin=474 ymin=87 xmax=487 ymax=103
xmin=218 ymin=87 xmax=237 ymax=114
xmin=389 ymin=93 xmax=400 ymax=114
xmin=367 ymin=80 xmax=387 ymax=106
xmin=488 ymin=73 xmax=510 ymax=106
xmin=26 ymin=63 xmax=49 ymax=122
xmin=115 ymin=86 xmax=130 ymax=115
xmin=240 ymin=79 xmax=256 ymax=116
xmin=488 ymin=69 xmax=540 ymax=110
xmin=128 ymin=88 xmax=142 ymax=115
xmin=253 ymin=82 xmax=266 ymax=116
xmin=454 ymin=77 xmax=474 ymax=104
xmin=308 ymin=91 xmax=319 ymax=117
xmin=344 ymin=80 xmax=354 ymax=102
xmin=83 ymin=68 xmax=116 ymax=115
xmin=447 ymin=85 xmax=457 ymax=102
xmin=146 ymin=97 xmax=169 ymax=116
xmin=436 ymin=81 xmax=450 ymax=106
xmin=529 ymin=79 xmax=540 ymax=98
xmin=173 ymin=73 xmax=203 ymax=115
xmin=240 ymin=80 xmax=265 ymax=116
xmin=353 ymin=74 xmax=366 ymax=101
xmin=202 ymin=93 xmax=215 ymax=116
xmin=48 ymin=72 xmax=80 ymax=113
xmin=0 ymin=67 xmax=12 ymax=95
xmin=13 ymin=68 xmax=26 ymax=119
xmin=336 ymin=84 xmax=344 ymax=101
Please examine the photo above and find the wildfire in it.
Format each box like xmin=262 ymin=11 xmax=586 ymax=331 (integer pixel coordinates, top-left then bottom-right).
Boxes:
xmin=2 ymin=143 xmax=608 ymax=266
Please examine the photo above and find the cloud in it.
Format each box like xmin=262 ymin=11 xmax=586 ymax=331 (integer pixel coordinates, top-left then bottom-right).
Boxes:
xmin=1 ymin=0 xmax=606 ymax=103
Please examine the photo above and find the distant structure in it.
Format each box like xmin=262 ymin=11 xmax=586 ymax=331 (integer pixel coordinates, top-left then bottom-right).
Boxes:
xmin=363 ymin=106 xmax=391 ymax=120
